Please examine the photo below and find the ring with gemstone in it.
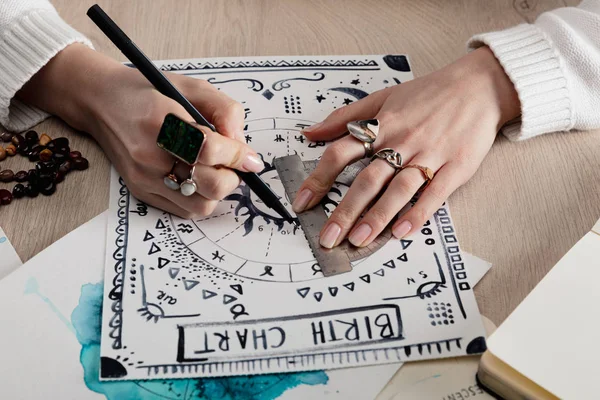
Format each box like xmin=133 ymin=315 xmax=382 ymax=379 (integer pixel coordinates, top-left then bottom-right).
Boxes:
xmin=179 ymin=165 xmax=197 ymax=197
xmin=370 ymin=147 xmax=403 ymax=170
xmin=347 ymin=119 xmax=379 ymax=158
xmin=163 ymin=161 xmax=180 ymax=190
xmin=156 ymin=113 xmax=207 ymax=165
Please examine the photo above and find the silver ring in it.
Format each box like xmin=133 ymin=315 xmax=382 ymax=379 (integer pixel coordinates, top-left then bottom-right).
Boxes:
xmin=163 ymin=161 xmax=180 ymax=190
xmin=347 ymin=119 xmax=379 ymax=158
xmin=370 ymin=148 xmax=403 ymax=170
xmin=179 ymin=165 xmax=197 ymax=196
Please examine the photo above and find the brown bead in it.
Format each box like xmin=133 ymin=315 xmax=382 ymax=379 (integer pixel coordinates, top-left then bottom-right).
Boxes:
xmin=54 ymin=171 xmax=65 ymax=183
xmin=52 ymin=152 xmax=67 ymax=164
xmin=1 ymin=132 xmax=12 ymax=142
xmin=53 ymin=146 xmax=70 ymax=156
xmin=5 ymin=144 xmax=16 ymax=156
xmin=0 ymin=146 xmax=5 ymax=161
xmin=0 ymin=169 xmax=14 ymax=183
xmin=11 ymin=133 xmax=25 ymax=150
xmin=73 ymin=157 xmax=89 ymax=171
xmin=40 ymin=182 xmax=56 ymax=196
xmin=0 ymin=189 xmax=12 ymax=205
xmin=25 ymin=184 xmax=38 ymax=198
xmin=39 ymin=149 xmax=53 ymax=162
xmin=69 ymin=151 xmax=82 ymax=160
xmin=24 ymin=130 xmax=38 ymax=146
xmin=27 ymin=147 xmax=41 ymax=162
xmin=12 ymin=184 xmax=25 ymax=199
xmin=39 ymin=133 xmax=52 ymax=146
xmin=58 ymin=160 xmax=72 ymax=174
xmin=14 ymin=170 xmax=28 ymax=183
xmin=48 ymin=137 xmax=69 ymax=150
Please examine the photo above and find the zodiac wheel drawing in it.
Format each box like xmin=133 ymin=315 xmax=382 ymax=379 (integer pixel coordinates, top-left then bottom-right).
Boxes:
xmin=170 ymin=117 xmax=391 ymax=283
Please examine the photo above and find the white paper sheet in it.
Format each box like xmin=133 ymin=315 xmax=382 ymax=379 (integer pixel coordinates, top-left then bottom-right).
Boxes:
xmin=0 ymin=211 xmax=491 ymax=400
xmin=0 ymin=226 xmax=22 ymax=279
xmin=101 ymin=55 xmax=487 ymax=381
xmin=487 ymin=227 xmax=600 ymax=399
xmin=375 ymin=316 xmax=497 ymax=400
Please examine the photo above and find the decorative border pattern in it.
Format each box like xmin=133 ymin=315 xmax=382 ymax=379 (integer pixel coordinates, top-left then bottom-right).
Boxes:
xmin=107 ymin=177 xmax=131 ymax=349
xmin=434 ymin=205 xmax=469 ymax=319
xmin=159 ymin=59 xmax=380 ymax=72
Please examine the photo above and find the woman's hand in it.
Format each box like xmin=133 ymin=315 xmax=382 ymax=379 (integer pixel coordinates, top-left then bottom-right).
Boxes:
xmin=293 ymin=46 xmax=521 ymax=249
xmin=18 ymin=44 xmax=263 ymax=218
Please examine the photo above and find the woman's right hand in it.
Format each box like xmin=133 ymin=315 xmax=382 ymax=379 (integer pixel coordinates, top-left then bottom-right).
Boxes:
xmin=19 ymin=44 xmax=263 ymax=218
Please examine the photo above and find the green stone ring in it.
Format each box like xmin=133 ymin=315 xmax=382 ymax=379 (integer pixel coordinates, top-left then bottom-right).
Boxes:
xmin=156 ymin=113 xmax=206 ymax=165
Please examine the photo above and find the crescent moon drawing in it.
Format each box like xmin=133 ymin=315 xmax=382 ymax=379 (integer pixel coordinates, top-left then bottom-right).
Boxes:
xmin=327 ymin=87 xmax=370 ymax=100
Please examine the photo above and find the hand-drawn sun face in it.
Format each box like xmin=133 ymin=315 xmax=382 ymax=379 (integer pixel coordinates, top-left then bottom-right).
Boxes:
xmin=170 ymin=117 xmax=351 ymax=282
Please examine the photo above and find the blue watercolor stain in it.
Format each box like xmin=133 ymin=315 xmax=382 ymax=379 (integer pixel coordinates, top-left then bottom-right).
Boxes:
xmin=24 ymin=277 xmax=76 ymax=334
xmin=0 ymin=236 xmax=7 ymax=244
xmin=68 ymin=282 xmax=328 ymax=399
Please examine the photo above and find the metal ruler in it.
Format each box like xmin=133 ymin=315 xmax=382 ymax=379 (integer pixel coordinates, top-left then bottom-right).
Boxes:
xmin=275 ymin=155 xmax=391 ymax=277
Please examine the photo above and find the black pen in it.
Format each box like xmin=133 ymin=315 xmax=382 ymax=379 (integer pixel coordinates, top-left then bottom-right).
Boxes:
xmin=87 ymin=4 xmax=293 ymax=223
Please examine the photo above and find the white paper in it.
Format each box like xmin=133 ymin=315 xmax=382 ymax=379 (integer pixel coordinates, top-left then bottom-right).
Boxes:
xmin=487 ymin=231 xmax=600 ymax=399
xmin=0 ymin=210 xmax=491 ymax=400
xmin=376 ymin=316 xmax=497 ymax=400
xmin=101 ymin=55 xmax=487 ymax=381
xmin=0 ymin=226 xmax=22 ymax=279
xmin=462 ymin=252 xmax=491 ymax=288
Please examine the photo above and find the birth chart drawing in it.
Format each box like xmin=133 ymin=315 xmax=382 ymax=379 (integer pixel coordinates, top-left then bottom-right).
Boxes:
xmin=101 ymin=55 xmax=487 ymax=381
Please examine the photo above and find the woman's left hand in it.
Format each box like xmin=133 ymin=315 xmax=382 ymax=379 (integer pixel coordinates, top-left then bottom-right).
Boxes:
xmin=292 ymin=47 xmax=521 ymax=249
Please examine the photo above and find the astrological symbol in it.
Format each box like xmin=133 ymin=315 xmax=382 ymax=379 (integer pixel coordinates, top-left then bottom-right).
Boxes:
xmin=295 ymin=123 xmax=311 ymax=129
xmin=260 ymin=266 xmax=274 ymax=277
xmin=244 ymin=124 xmax=248 ymax=131
xmin=308 ymin=141 xmax=326 ymax=148
xmin=244 ymin=108 xmax=251 ymax=119
xmin=177 ymin=223 xmax=194 ymax=233
xmin=212 ymin=251 xmax=225 ymax=262
xmin=245 ymin=135 xmax=252 ymax=143
xmin=295 ymin=135 xmax=305 ymax=143
xmin=274 ymin=134 xmax=285 ymax=142
xmin=230 ymin=304 xmax=249 ymax=320
xmin=311 ymin=263 xmax=322 ymax=275
xmin=130 ymin=202 xmax=148 ymax=216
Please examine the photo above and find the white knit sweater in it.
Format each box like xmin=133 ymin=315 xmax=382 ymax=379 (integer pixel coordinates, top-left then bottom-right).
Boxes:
xmin=0 ymin=0 xmax=599 ymax=141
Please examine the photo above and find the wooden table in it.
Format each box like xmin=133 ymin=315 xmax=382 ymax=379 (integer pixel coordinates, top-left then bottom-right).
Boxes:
xmin=0 ymin=0 xmax=594 ymax=327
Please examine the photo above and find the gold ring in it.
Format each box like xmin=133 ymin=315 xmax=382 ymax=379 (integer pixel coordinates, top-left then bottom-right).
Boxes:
xmin=401 ymin=164 xmax=435 ymax=189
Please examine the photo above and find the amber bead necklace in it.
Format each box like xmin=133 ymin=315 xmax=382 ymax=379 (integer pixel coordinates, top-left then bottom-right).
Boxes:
xmin=0 ymin=130 xmax=89 ymax=206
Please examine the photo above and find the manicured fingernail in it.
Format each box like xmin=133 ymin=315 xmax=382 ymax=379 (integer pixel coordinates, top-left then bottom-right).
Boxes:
xmin=292 ymin=189 xmax=313 ymax=213
xmin=320 ymin=223 xmax=341 ymax=249
xmin=349 ymin=223 xmax=372 ymax=247
xmin=243 ymin=154 xmax=264 ymax=173
xmin=392 ymin=220 xmax=412 ymax=239
xmin=302 ymin=122 xmax=323 ymax=134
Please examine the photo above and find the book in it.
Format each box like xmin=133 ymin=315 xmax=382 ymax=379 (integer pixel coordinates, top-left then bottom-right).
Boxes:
xmin=477 ymin=218 xmax=600 ymax=399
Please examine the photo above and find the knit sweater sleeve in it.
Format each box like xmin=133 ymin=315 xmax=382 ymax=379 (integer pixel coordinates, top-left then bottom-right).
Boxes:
xmin=468 ymin=0 xmax=600 ymax=141
xmin=0 ymin=0 xmax=92 ymax=133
